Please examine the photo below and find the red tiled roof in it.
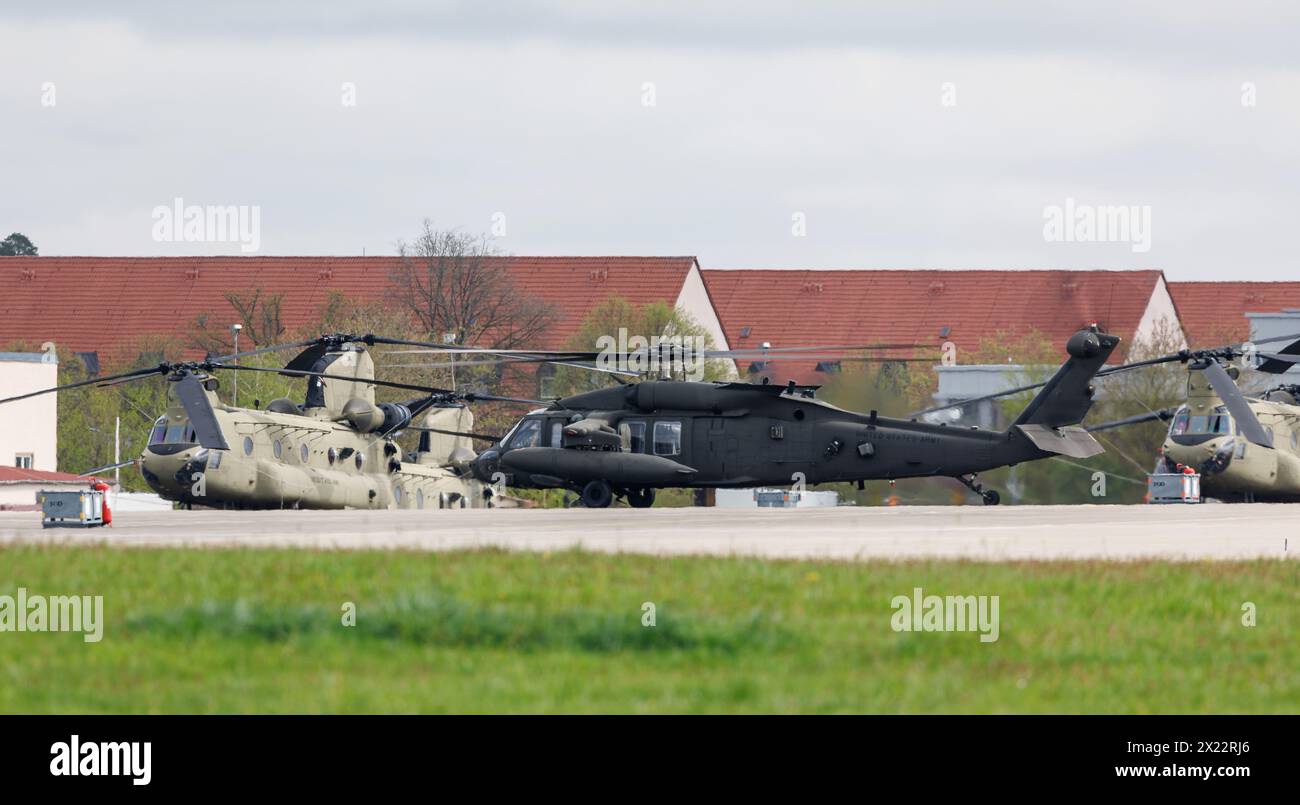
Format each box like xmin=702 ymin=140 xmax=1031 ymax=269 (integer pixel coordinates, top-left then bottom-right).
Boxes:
xmin=1168 ymin=281 xmax=1300 ymax=347
xmin=703 ymin=268 xmax=1166 ymax=383
xmin=0 ymin=466 xmax=98 ymax=484
xmin=0 ymin=256 xmax=696 ymax=365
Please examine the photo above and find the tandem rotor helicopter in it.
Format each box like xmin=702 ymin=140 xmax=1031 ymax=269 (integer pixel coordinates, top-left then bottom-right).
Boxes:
xmin=0 ymin=334 xmax=547 ymax=510
xmin=1081 ymin=332 xmax=1300 ymax=503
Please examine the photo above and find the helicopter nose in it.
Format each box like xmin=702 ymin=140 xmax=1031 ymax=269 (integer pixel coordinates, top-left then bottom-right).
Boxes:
xmin=472 ymin=449 xmax=501 ymax=482
xmin=140 ymin=446 xmax=201 ymax=495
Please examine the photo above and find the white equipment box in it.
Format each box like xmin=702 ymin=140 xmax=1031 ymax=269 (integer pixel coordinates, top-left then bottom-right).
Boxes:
xmin=1147 ymin=472 xmax=1202 ymax=504
xmin=38 ymin=489 xmax=107 ymax=527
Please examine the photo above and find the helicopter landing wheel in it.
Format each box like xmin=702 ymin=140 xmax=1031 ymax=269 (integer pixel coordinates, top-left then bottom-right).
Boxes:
xmin=581 ymin=480 xmax=614 ymax=509
xmin=958 ymin=473 xmax=1000 ymax=505
xmin=626 ymin=487 xmax=656 ymax=509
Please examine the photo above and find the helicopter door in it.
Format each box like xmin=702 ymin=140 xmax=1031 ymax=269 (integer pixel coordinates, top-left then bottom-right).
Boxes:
xmin=694 ymin=418 xmax=729 ymax=477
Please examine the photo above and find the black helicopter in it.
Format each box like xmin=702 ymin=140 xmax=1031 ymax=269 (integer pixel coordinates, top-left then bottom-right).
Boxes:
xmin=467 ymin=327 xmax=1122 ymax=507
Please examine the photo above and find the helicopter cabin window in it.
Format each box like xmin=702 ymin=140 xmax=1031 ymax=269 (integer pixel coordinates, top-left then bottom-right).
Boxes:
xmin=653 ymin=421 xmax=681 ymax=456
xmin=243 ymin=436 xmax=254 ymax=456
xmin=300 ymin=443 xmax=309 ymax=463
xmin=273 ymin=439 xmax=283 ymax=460
xmin=549 ymin=420 xmax=564 ymax=447
xmin=620 ymin=421 xmax=647 ymax=453
xmin=509 ymin=418 xmax=542 ymax=449
xmin=1169 ymin=407 xmax=1232 ymax=436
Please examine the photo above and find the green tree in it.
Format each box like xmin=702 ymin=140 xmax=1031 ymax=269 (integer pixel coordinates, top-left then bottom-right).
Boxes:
xmin=0 ymin=232 xmax=38 ymax=256
xmin=548 ymin=296 xmax=730 ymax=398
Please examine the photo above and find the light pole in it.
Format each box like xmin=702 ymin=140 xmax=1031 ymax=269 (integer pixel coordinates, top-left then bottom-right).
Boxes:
xmin=230 ymin=323 xmax=242 ymax=406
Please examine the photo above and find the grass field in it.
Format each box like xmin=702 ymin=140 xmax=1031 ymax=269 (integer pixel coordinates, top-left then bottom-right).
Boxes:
xmin=1 ymin=544 xmax=1296 ymax=713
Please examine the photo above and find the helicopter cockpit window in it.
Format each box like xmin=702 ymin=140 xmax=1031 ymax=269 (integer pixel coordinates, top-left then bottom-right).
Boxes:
xmin=148 ymin=417 xmax=167 ymax=445
xmin=653 ymin=421 xmax=681 ymax=456
xmin=620 ymin=421 xmax=647 ymax=453
xmin=509 ymin=418 xmax=542 ymax=449
xmin=1171 ymin=406 xmax=1233 ymax=436
xmin=160 ymin=420 xmax=190 ymax=444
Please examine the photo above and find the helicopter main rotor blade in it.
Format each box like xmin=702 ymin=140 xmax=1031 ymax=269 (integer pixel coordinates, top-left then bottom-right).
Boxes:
xmin=1199 ymin=360 xmax=1273 ymax=447
xmin=381 ymin=357 xmax=644 ymax=377
xmin=461 ymin=392 xmax=547 ymax=406
xmin=282 ymin=342 xmax=335 ymax=374
xmin=173 ymin=374 xmax=230 ymax=451
xmin=1084 ymin=408 xmax=1178 ymax=433
xmin=213 ymin=363 xmax=459 ymax=396
xmin=0 ymin=366 xmax=165 ymax=406
xmin=207 ymin=338 xmax=319 ymax=365
xmin=77 ymin=458 xmax=139 ymax=476
xmin=911 ymin=331 xmax=1300 ymax=419
xmin=408 ymin=426 xmax=504 ymax=441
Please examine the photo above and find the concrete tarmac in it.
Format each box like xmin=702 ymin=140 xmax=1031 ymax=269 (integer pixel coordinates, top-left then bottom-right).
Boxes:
xmin=1 ymin=504 xmax=1297 ymax=561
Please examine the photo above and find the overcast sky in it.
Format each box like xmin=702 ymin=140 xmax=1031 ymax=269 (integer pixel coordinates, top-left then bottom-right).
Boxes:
xmin=3 ymin=1 xmax=1300 ymax=279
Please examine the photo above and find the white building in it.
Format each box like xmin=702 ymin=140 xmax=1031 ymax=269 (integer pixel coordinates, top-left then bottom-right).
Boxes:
xmin=0 ymin=351 xmax=58 ymax=472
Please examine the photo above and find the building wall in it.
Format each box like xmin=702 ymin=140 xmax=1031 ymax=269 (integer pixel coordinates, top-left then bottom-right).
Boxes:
xmin=674 ymin=264 xmax=738 ymax=378
xmin=1131 ymin=274 xmax=1187 ymax=351
xmin=0 ymin=353 xmax=58 ymax=471
xmin=1247 ymin=310 xmax=1300 ymax=382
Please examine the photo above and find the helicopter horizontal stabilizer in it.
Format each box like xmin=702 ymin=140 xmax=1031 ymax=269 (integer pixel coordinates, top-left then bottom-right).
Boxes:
xmin=1256 ymin=336 xmax=1300 ymax=374
xmin=1015 ymin=424 xmax=1104 ymax=458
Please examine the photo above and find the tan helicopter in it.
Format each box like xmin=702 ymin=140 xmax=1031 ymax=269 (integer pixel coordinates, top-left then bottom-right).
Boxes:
xmin=1084 ymin=333 xmax=1300 ymax=502
xmin=2 ymin=334 xmax=537 ymax=510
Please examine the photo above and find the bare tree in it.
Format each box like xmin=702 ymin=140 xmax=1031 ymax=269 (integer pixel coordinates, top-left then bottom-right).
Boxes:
xmin=389 ymin=222 xmax=555 ymax=349
xmin=188 ymin=288 xmax=287 ymax=355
